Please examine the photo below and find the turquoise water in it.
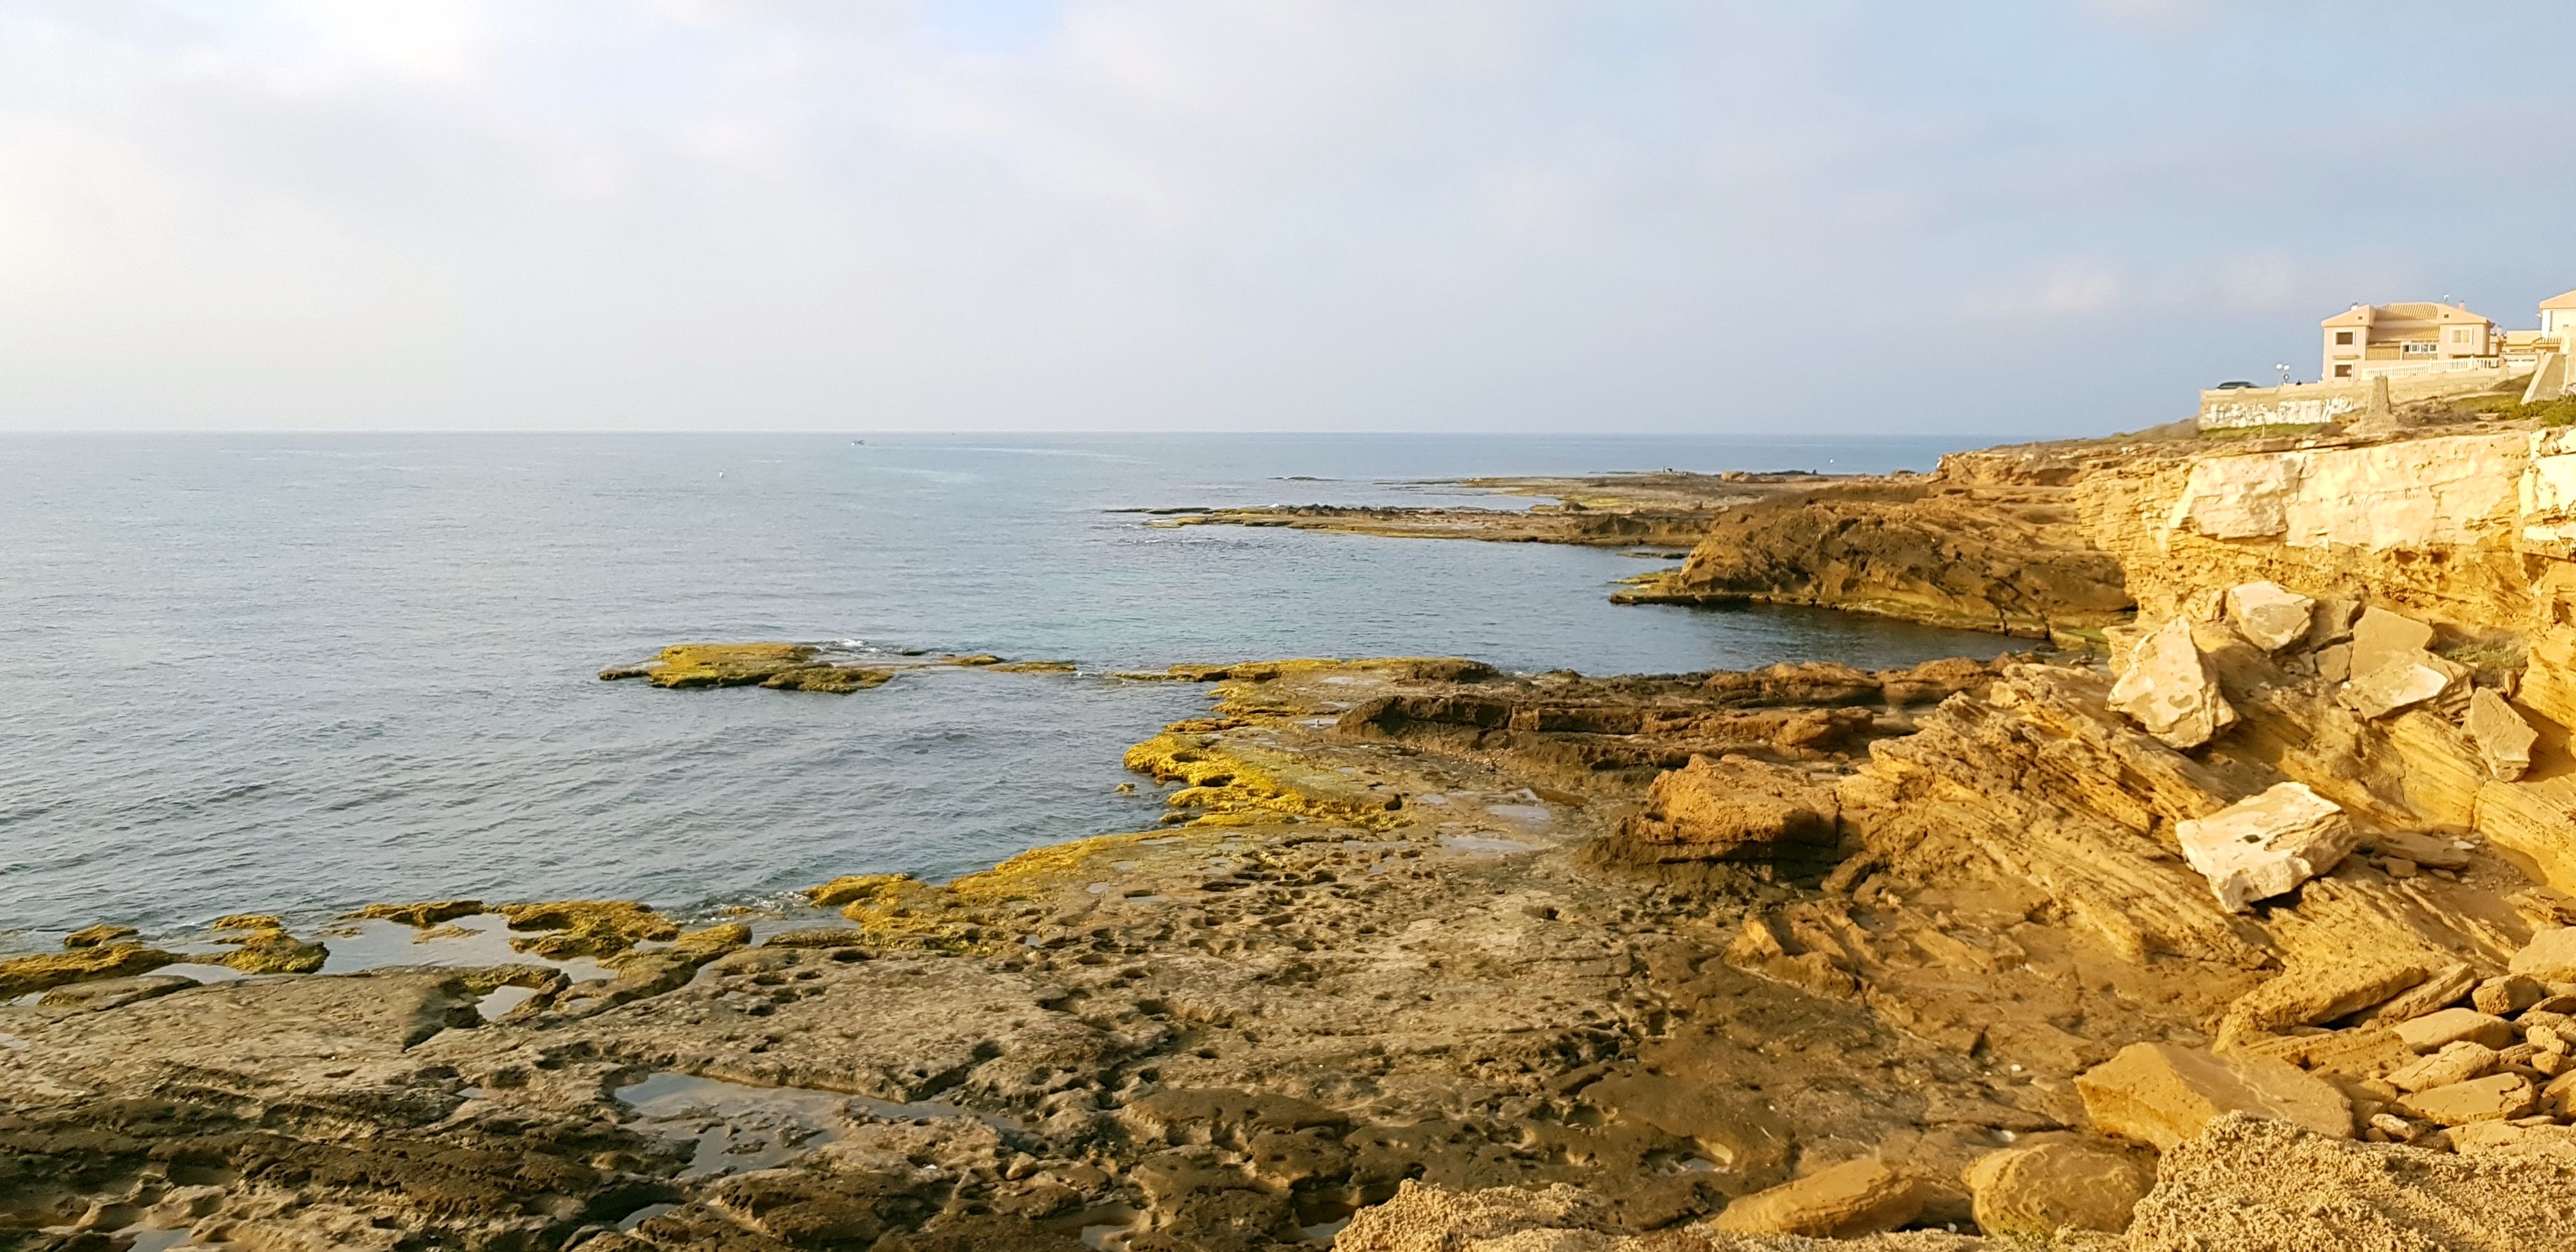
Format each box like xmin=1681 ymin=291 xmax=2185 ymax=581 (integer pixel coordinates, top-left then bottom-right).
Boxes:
xmin=0 ymin=433 xmax=2013 ymax=938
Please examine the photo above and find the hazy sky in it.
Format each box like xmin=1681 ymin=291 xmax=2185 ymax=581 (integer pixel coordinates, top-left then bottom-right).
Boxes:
xmin=6 ymin=1 xmax=2574 ymax=435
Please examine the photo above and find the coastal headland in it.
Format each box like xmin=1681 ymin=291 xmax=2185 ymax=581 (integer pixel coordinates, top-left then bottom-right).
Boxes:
xmin=15 ymin=416 xmax=2576 ymax=1248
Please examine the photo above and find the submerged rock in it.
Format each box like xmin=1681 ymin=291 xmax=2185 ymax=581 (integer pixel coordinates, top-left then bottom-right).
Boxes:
xmin=2173 ymin=781 xmax=2356 ymax=912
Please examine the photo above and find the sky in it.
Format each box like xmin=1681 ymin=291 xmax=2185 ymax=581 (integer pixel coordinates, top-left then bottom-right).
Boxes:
xmin=4 ymin=1 xmax=2574 ymax=436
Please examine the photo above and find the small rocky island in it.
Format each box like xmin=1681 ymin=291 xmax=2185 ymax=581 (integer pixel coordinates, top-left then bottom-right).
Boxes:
xmin=12 ymin=418 xmax=2576 ymax=1249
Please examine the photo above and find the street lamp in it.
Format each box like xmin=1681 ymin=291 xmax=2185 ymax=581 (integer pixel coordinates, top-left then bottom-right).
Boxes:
xmin=2275 ymin=362 xmax=2293 ymax=386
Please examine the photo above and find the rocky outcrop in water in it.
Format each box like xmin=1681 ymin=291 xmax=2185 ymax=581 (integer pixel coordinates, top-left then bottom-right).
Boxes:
xmin=600 ymin=643 xmax=896 ymax=692
xmin=1128 ymin=471 xmax=1828 ymax=550
xmin=1612 ymin=476 xmax=2136 ymax=640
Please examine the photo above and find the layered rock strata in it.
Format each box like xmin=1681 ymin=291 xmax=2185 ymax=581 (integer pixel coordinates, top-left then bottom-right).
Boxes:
xmin=1614 ymin=477 xmax=2137 ymax=639
xmin=17 ymin=420 xmax=2576 ymax=1248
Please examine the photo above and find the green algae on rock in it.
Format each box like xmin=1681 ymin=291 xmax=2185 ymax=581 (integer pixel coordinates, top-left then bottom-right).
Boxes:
xmin=60 ymin=924 xmax=138 ymax=949
xmin=760 ymin=927 xmax=873 ymax=949
xmin=0 ymin=941 xmax=183 ymax=999
xmin=806 ymin=873 xmax=913 ymax=908
xmin=1123 ymin=728 xmax=1408 ymax=830
xmin=215 ymin=926 xmax=330 ymax=975
xmin=599 ymin=642 xmax=895 ymax=692
xmin=498 ymin=899 xmax=681 ymax=958
xmin=556 ymin=922 xmax=753 ymax=1016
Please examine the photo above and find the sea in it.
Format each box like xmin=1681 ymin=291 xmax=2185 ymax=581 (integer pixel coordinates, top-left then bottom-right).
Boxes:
xmin=0 ymin=433 xmax=2019 ymax=945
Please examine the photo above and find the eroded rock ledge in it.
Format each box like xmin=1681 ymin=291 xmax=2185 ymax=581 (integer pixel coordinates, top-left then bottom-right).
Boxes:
xmin=16 ymin=420 xmax=2576 ymax=1249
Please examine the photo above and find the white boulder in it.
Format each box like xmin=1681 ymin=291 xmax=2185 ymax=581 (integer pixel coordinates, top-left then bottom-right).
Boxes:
xmin=2109 ymin=618 xmax=2238 ymax=749
xmin=2224 ymin=581 xmax=2317 ymax=652
xmin=2175 ymin=782 xmax=2358 ymax=912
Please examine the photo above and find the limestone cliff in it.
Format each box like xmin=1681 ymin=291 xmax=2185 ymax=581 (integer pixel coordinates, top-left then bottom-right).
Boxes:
xmin=2070 ymin=424 xmax=2576 ymax=889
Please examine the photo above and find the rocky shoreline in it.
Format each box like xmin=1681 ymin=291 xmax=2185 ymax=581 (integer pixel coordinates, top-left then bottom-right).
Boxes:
xmin=14 ymin=418 xmax=2576 ymax=1249
xmin=1119 ymin=471 xmax=1833 ymax=551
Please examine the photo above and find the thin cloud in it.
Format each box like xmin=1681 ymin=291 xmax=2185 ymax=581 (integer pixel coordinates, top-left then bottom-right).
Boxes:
xmin=2 ymin=1 xmax=2572 ymax=434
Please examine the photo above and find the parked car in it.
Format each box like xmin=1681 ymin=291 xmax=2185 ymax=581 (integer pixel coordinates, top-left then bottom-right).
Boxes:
xmin=2213 ymin=380 xmax=2257 ymax=389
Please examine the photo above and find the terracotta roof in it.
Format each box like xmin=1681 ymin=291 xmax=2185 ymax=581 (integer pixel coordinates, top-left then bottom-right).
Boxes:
xmin=2542 ymin=287 xmax=2576 ymax=310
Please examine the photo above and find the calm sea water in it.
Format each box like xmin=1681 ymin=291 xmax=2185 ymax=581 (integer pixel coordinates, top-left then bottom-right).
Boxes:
xmin=0 ymin=433 xmax=2014 ymax=941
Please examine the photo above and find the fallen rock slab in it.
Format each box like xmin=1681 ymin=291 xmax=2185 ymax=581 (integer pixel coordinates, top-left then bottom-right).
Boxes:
xmin=2473 ymin=973 xmax=2549 ymax=1016
xmin=2108 ymin=616 xmax=2238 ymax=749
xmin=2219 ymin=959 xmax=2426 ymax=1037
xmin=1961 ymin=1136 xmax=2152 ymax=1237
xmin=2173 ymin=781 xmax=2357 ymax=912
xmin=2450 ymin=1119 xmax=2576 ymax=1163
xmin=2385 ymin=1041 xmax=2500 ymax=1093
xmin=2391 ymin=1007 xmax=2515 ymax=1053
xmin=2356 ymin=960 xmax=2476 ymax=1023
xmin=2224 ymin=581 xmax=2317 ymax=652
xmin=2349 ymin=607 xmax=2435 ymax=679
xmin=2511 ymin=928 xmax=2576 ymax=982
xmin=2393 ymin=1072 xmax=2536 ymax=1126
xmin=2467 ymin=689 xmax=2539 ymax=782
xmin=1706 ymin=1157 xmax=1923 ymax=1238
xmin=2074 ymin=1042 xmax=2350 ymax=1151
xmin=2341 ymin=650 xmax=2465 ymax=719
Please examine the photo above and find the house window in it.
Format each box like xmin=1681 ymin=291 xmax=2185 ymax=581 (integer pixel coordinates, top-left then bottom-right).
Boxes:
xmin=2335 ymin=331 xmax=2354 ymax=345
xmin=2450 ymin=328 xmax=2468 ymax=343
xmin=2334 ymin=364 xmax=2352 ymax=378
xmin=2403 ymin=341 xmax=2438 ymax=356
